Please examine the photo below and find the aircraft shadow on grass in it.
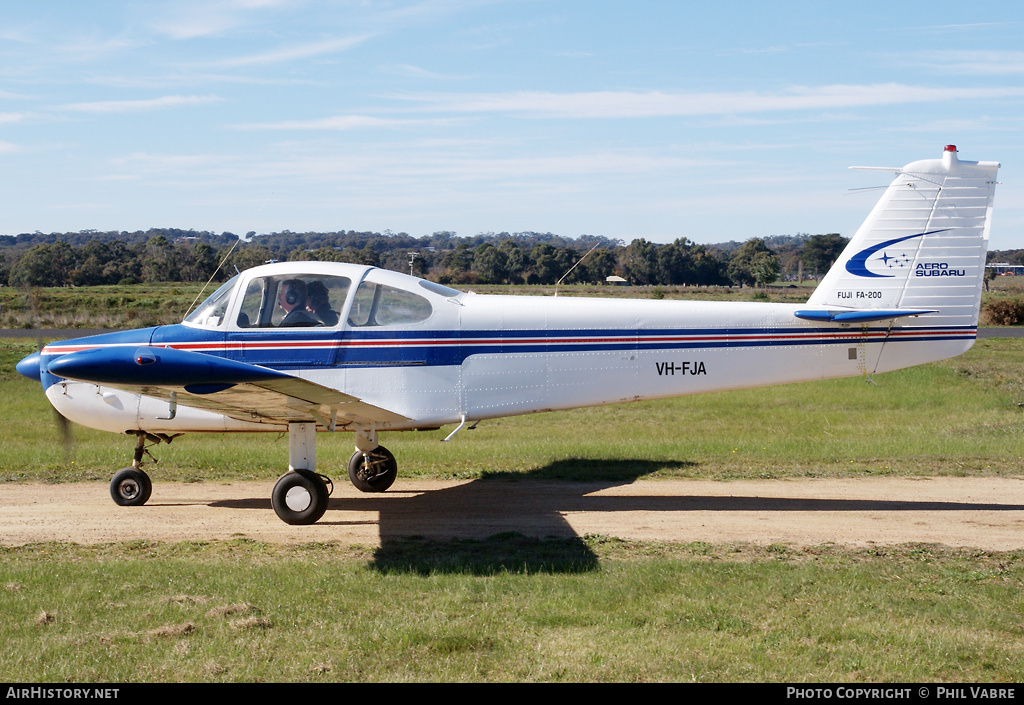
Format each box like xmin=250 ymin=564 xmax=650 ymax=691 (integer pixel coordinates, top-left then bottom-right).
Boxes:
xmin=211 ymin=457 xmax=1024 ymax=575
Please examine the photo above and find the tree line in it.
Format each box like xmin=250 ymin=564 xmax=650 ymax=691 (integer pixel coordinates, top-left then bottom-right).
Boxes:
xmin=0 ymin=227 xmax=898 ymax=289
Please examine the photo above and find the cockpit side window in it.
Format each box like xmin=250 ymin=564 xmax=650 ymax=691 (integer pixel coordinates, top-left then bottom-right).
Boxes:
xmin=183 ymin=275 xmax=239 ymax=328
xmin=236 ymin=279 xmax=266 ymax=328
xmin=305 ymin=278 xmax=345 ymax=327
xmin=235 ymin=274 xmax=351 ymax=329
xmin=348 ymin=281 xmax=432 ymax=326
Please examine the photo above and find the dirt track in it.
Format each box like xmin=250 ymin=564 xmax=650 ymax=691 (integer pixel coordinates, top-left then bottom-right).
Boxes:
xmin=2 ymin=476 xmax=1024 ymax=550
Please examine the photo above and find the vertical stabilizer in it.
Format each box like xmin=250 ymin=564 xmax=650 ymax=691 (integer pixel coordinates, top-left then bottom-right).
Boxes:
xmin=807 ymin=146 xmax=1000 ymax=331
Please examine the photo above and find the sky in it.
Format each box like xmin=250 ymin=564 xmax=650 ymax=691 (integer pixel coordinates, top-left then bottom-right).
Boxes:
xmin=2 ymin=0 xmax=1023 ymax=250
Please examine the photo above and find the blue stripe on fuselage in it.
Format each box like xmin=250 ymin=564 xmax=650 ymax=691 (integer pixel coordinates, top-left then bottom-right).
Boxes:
xmin=38 ymin=323 xmax=976 ymax=378
xmin=152 ymin=324 xmax=978 ymax=368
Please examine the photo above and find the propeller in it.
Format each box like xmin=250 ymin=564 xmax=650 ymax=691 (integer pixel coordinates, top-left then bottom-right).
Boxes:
xmin=53 ymin=406 xmax=74 ymax=460
xmin=31 ymin=333 xmax=75 ymax=460
xmin=14 ymin=290 xmax=76 ymax=464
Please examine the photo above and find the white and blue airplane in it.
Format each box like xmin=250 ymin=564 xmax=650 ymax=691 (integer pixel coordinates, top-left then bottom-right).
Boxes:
xmin=16 ymin=146 xmax=1001 ymax=525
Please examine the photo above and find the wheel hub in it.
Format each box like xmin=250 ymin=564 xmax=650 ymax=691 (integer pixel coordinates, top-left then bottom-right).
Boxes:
xmin=117 ymin=480 xmax=140 ymax=501
xmin=284 ymin=485 xmax=312 ymax=512
xmin=357 ymin=454 xmax=387 ymax=482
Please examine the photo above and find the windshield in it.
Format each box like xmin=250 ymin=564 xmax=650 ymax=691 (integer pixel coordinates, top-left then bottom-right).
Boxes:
xmin=183 ymin=275 xmax=239 ymax=328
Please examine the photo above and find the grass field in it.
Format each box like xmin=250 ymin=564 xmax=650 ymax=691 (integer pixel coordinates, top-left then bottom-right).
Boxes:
xmin=2 ymin=540 xmax=1022 ymax=682
xmin=1 ymin=326 xmax=1023 ymax=681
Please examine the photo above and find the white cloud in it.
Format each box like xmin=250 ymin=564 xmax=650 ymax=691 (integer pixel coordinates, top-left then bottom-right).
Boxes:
xmin=147 ymin=0 xmax=276 ymax=39
xmin=395 ymin=84 xmax=1024 ymax=119
xmin=0 ymin=88 xmax=35 ymax=100
xmin=110 ymin=152 xmax=225 ymax=168
xmin=148 ymin=14 xmax=239 ymax=40
xmin=60 ymin=95 xmax=223 ymax=114
xmin=211 ymin=35 xmax=374 ymax=68
xmin=59 ymin=37 xmax=141 ymax=61
xmin=906 ymin=50 xmax=1024 ymax=76
xmin=232 ymin=115 xmax=460 ymax=130
xmin=383 ymin=64 xmax=469 ymax=80
xmin=222 ymin=147 xmax=717 ymax=185
xmin=0 ymin=112 xmax=30 ymax=124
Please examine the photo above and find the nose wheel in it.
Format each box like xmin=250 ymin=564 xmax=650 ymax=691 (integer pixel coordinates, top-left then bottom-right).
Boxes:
xmin=108 ymin=432 xmax=171 ymax=507
xmin=110 ymin=466 xmax=153 ymax=506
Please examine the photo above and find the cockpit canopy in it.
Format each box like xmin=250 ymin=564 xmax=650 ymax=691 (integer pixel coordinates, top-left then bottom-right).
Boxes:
xmin=183 ymin=263 xmax=464 ymax=331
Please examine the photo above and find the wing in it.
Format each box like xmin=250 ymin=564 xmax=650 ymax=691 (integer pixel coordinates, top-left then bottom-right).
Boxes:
xmin=46 ymin=345 xmax=408 ymax=429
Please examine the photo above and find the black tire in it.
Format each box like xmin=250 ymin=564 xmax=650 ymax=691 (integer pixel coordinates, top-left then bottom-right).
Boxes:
xmin=271 ymin=470 xmax=329 ymax=525
xmin=110 ymin=467 xmax=153 ymax=507
xmin=348 ymin=446 xmax=398 ymax=493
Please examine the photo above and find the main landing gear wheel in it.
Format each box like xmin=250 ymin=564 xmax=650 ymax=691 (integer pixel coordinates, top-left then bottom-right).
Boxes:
xmin=348 ymin=446 xmax=398 ymax=493
xmin=110 ymin=467 xmax=153 ymax=507
xmin=272 ymin=469 xmax=331 ymax=525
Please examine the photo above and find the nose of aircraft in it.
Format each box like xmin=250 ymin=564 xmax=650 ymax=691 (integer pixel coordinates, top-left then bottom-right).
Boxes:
xmin=16 ymin=351 xmax=42 ymax=381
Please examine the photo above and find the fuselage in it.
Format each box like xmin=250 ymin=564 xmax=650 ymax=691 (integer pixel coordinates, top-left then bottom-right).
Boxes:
xmin=30 ymin=261 xmax=976 ymax=436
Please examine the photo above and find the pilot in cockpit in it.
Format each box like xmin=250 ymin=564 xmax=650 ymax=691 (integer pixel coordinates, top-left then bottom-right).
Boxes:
xmin=305 ymin=280 xmax=339 ymax=327
xmin=277 ymin=279 xmax=321 ymax=327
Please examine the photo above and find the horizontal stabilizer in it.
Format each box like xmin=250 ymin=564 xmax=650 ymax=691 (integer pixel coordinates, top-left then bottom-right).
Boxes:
xmin=794 ymin=309 xmax=937 ymax=324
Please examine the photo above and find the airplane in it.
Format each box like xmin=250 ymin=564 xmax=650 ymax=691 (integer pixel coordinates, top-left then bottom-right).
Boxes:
xmin=16 ymin=145 xmax=1001 ymax=525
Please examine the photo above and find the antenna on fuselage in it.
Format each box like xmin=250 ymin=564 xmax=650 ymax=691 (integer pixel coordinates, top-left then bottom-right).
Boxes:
xmin=183 ymin=236 xmax=241 ymax=318
xmin=554 ymin=243 xmax=600 ymax=297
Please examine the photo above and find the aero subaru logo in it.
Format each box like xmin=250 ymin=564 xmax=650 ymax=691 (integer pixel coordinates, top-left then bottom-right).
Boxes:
xmin=845 ymin=231 xmax=947 ymax=278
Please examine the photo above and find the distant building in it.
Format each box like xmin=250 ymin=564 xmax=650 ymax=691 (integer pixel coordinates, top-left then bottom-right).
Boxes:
xmin=606 ymin=275 xmax=629 ymax=285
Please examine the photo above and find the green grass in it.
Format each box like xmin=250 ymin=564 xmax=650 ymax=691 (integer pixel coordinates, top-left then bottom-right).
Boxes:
xmin=0 ymin=283 xmax=208 ymax=329
xmin=1 ymin=540 xmax=1023 ymax=682
xmin=2 ymin=333 xmax=1023 ymax=682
